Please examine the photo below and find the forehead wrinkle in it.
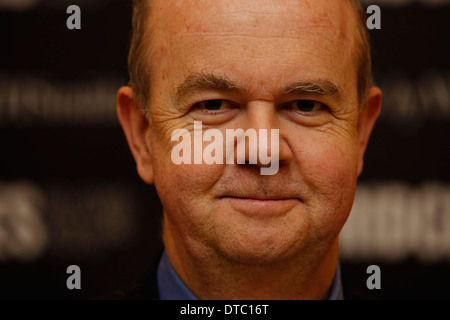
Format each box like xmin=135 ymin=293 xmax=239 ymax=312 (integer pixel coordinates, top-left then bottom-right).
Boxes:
xmin=184 ymin=19 xmax=347 ymax=42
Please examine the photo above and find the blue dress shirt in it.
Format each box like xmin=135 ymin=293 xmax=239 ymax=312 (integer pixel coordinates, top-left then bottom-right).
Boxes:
xmin=157 ymin=250 xmax=343 ymax=300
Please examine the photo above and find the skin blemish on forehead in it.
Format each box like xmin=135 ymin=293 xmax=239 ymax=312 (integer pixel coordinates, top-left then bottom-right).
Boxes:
xmin=185 ymin=22 xmax=214 ymax=34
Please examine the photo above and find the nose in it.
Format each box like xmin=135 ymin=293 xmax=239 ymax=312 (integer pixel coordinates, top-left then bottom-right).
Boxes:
xmin=227 ymin=101 xmax=293 ymax=174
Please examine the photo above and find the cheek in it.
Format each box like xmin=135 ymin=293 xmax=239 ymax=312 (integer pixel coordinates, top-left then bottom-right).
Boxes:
xmin=151 ymin=138 xmax=225 ymax=223
xmin=153 ymin=156 xmax=222 ymax=206
xmin=296 ymin=133 xmax=359 ymax=230
xmin=310 ymin=141 xmax=358 ymax=188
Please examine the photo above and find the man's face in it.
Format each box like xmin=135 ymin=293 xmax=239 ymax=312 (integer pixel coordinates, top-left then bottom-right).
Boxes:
xmin=133 ymin=0 xmax=379 ymax=264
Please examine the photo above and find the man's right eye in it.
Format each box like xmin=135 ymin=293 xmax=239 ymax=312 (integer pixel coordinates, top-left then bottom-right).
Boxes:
xmin=190 ymin=99 xmax=239 ymax=124
xmin=196 ymin=100 xmax=224 ymax=111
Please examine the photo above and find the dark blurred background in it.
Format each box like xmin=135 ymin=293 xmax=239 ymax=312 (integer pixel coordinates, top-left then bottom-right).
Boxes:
xmin=0 ymin=0 xmax=449 ymax=299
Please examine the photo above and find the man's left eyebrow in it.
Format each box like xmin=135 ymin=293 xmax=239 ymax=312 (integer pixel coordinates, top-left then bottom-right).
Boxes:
xmin=282 ymin=80 xmax=341 ymax=98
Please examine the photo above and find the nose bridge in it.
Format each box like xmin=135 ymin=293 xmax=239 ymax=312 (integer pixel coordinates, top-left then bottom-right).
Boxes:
xmin=231 ymin=100 xmax=292 ymax=173
xmin=246 ymin=100 xmax=276 ymax=131
xmin=248 ymin=101 xmax=276 ymax=166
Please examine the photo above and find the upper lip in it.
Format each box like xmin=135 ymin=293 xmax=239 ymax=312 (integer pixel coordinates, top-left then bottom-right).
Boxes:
xmin=221 ymin=195 xmax=300 ymax=201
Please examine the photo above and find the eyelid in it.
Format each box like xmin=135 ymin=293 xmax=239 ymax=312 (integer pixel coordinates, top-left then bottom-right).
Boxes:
xmin=282 ymin=100 xmax=327 ymax=113
xmin=280 ymin=100 xmax=332 ymax=127
xmin=189 ymin=99 xmax=240 ymax=125
xmin=192 ymin=99 xmax=237 ymax=113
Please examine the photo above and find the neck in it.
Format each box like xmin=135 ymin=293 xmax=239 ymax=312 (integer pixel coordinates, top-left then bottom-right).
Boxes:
xmin=163 ymin=219 xmax=340 ymax=300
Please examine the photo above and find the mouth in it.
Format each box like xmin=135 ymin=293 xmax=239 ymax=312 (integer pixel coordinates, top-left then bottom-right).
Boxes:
xmin=220 ymin=195 xmax=301 ymax=218
xmin=222 ymin=194 xmax=297 ymax=200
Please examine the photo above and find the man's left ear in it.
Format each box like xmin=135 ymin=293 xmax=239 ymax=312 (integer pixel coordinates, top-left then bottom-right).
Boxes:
xmin=357 ymin=86 xmax=382 ymax=176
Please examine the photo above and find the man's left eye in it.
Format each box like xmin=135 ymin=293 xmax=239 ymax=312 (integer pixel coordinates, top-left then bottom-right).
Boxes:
xmin=294 ymin=100 xmax=324 ymax=112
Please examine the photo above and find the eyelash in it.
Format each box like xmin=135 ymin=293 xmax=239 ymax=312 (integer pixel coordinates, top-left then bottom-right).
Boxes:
xmin=283 ymin=100 xmax=327 ymax=114
xmin=193 ymin=99 xmax=326 ymax=114
xmin=193 ymin=100 xmax=234 ymax=114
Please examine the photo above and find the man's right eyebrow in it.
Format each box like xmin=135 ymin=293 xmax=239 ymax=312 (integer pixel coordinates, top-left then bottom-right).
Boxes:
xmin=175 ymin=72 xmax=242 ymax=101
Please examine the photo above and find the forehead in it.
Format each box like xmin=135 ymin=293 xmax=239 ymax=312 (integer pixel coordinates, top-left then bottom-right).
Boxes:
xmin=147 ymin=0 xmax=359 ymax=99
xmin=151 ymin=0 xmax=354 ymax=36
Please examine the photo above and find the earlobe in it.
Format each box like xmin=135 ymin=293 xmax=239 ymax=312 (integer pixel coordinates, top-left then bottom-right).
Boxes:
xmin=117 ymin=86 xmax=154 ymax=184
xmin=357 ymin=86 xmax=382 ymax=176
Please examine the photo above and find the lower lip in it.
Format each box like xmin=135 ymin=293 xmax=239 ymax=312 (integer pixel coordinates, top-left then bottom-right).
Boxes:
xmin=223 ymin=197 xmax=299 ymax=218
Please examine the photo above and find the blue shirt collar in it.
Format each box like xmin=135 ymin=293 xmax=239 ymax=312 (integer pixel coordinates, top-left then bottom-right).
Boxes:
xmin=157 ymin=250 xmax=343 ymax=300
xmin=157 ymin=250 xmax=198 ymax=300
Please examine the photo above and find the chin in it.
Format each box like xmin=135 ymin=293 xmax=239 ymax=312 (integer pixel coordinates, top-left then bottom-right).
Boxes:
xmin=204 ymin=203 xmax=314 ymax=265
xmin=213 ymin=224 xmax=309 ymax=266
